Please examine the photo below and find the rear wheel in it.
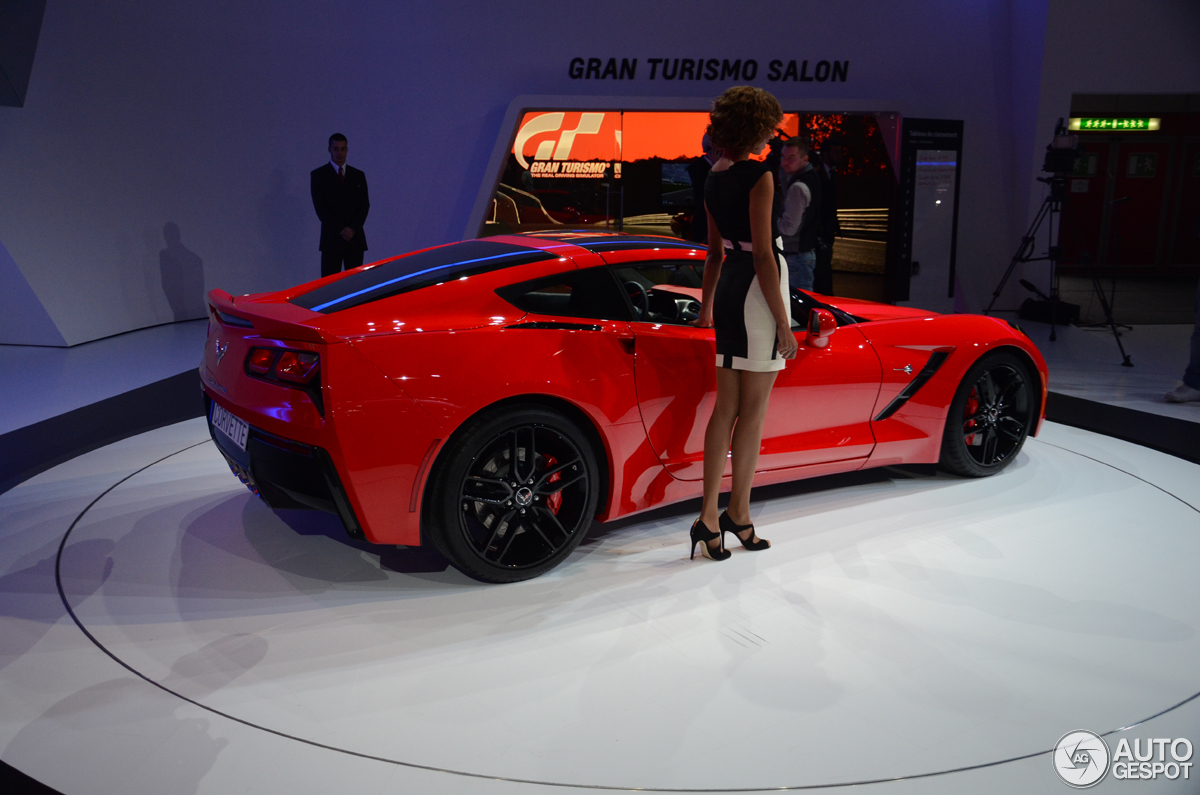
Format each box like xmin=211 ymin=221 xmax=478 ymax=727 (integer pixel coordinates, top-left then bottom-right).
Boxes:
xmin=939 ymin=351 xmax=1037 ymax=477
xmin=425 ymin=407 xmax=599 ymax=583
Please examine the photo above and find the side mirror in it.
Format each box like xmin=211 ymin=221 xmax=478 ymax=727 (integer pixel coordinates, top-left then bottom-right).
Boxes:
xmin=805 ymin=308 xmax=836 ymax=348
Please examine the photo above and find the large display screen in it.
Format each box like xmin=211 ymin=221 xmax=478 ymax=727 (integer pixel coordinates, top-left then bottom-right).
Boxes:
xmin=491 ymin=111 xmax=801 ymax=239
xmin=483 ymin=108 xmax=898 ymax=301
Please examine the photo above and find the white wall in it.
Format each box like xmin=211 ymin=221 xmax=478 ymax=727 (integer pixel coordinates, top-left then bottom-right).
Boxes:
xmin=3 ymin=0 xmax=1183 ymax=346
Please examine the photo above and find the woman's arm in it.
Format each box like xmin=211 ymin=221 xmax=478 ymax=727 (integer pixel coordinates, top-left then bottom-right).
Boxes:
xmin=749 ymin=170 xmax=798 ymax=358
xmin=695 ymin=205 xmax=724 ymax=327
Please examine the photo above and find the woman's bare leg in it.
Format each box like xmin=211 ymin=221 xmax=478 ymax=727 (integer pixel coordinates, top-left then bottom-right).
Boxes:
xmin=726 ymin=370 xmax=778 ymax=528
xmin=699 ymin=367 xmax=741 ymax=534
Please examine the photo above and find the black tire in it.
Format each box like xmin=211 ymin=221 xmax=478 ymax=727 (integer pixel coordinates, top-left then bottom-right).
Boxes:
xmin=424 ymin=406 xmax=599 ymax=583
xmin=939 ymin=351 xmax=1038 ymax=477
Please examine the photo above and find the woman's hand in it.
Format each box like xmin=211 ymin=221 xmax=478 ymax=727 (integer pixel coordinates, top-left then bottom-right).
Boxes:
xmin=692 ymin=307 xmax=714 ymax=328
xmin=776 ymin=321 xmax=798 ymax=359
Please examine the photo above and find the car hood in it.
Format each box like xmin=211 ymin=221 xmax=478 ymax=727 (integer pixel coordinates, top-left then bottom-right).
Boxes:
xmin=818 ymin=295 xmax=940 ymax=322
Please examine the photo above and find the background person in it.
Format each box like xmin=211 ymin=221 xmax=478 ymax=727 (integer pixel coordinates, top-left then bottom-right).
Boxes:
xmin=813 ymin=135 xmax=845 ymax=295
xmin=686 ymin=134 xmax=720 ymax=243
xmin=1165 ymin=218 xmax=1200 ymax=404
xmin=690 ymin=86 xmax=798 ymax=562
xmin=311 ymin=133 xmax=370 ymax=277
xmin=777 ymin=137 xmax=822 ymax=292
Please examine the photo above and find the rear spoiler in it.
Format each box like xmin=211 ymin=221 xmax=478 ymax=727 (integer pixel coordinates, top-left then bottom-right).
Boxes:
xmin=207 ymin=289 xmax=339 ymax=344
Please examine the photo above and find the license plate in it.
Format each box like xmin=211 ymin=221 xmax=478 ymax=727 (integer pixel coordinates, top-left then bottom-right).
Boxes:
xmin=211 ymin=403 xmax=250 ymax=451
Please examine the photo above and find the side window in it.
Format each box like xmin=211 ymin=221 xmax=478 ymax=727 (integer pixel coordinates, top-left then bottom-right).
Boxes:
xmin=609 ymin=260 xmax=705 ymax=325
xmin=790 ymin=290 xmax=861 ymax=328
xmin=789 ymin=292 xmax=808 ymax=330
xmin=496 ymin=266 xmax=631 ymax=321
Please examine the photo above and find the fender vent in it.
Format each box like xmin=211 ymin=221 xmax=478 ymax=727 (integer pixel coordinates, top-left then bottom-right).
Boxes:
xmin=874 ymin=351 xmax=951 ymax=421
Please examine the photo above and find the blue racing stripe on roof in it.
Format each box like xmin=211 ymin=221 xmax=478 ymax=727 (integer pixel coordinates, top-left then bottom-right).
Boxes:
xmin=583 ymin=239 xmax=707 ymax=250
xmin=310 ymin=251 xmax=534 ymax=312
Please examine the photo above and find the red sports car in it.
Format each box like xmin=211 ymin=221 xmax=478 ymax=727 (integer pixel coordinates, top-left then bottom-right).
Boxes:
xmin=202 ymin=232 xmax=1047 ymax=582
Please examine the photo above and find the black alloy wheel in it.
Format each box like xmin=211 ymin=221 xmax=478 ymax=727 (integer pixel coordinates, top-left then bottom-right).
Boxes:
xmin=939 ymin=351 xmax=1037 ymax=477
xmin=425 ymin=407 xmax=599 ymax=582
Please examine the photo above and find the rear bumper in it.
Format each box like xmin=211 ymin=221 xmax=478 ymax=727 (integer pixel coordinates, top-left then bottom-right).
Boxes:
xmin=204 ymin=394 xmax=365 ymax=539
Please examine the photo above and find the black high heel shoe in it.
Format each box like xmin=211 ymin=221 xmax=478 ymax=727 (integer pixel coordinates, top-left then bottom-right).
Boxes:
xmin=720 ymin=511 xmax=770 ymax=551
xmin=690 ymin=519 xmax=731 ymax=561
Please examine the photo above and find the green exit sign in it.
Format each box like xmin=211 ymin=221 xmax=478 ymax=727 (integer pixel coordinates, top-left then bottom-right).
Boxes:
xmin=1069 ymin=117 xmax=1160 ymax=132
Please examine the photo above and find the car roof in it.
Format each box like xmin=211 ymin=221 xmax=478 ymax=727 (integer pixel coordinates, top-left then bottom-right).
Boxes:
xmin=289 ymin=233 xmax=707 ymax=315
xmin=516 ymin=231 xmax=707 ymax=254
xmin=292 ymin=238 xmax=555 ymax=314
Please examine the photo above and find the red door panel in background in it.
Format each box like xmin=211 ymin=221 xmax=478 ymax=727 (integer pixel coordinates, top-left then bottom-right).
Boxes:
xmin=1169 ymin=139 xmax=1200 ymax=266
xmin=1061 ymin=144 xmax=1109 ymax=269
xmin=1110 ymin=141 xmax=1174 ymax=268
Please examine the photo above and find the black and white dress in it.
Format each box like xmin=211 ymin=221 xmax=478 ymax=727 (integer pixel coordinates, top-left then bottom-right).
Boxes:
xmin=704 ymin=159 xmax=790 ymax=372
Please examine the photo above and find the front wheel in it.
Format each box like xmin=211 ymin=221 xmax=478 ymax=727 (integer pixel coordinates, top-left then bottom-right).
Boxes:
xmin=424 ymin=407 xmax=599 ymax=583
xmin=939 ymin=351 xmax=1037 ymax=477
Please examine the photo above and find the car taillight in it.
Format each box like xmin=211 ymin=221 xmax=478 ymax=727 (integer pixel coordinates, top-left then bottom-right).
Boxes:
xmin=244 ymin=347 xmax=320 ymax=384
xmin=275 ymin=351 xmax=319 ymax=383
xmin=247 ymin=348 xmax=277 ymax=375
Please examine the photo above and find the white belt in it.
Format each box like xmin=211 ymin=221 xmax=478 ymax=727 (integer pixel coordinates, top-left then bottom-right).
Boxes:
xmin=723 ymin=236 xmax=784 ymax=252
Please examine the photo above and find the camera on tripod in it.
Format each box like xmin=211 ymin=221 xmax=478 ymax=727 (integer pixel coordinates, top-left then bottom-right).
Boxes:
xmin=1036 ymin=122 xmax=1084 ymax=210
xmin=1013 ymin=123 xmax=1085 ymax=324
xmin=987 ymin=119 xmax=1133 ymax=365
xmin=1041 ymin=123 xmax=1083 ymax=178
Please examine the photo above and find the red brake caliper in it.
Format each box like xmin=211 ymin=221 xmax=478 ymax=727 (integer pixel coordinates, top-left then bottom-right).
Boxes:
xmin=964 ymin=389 xmax=979 ymax=446
xmin=543 ymin=455 xmax=563 ymax=514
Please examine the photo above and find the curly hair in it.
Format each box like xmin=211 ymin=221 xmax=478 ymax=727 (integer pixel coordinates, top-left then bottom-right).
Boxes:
xmin=706 ymin=86 xmax=783 ymax=157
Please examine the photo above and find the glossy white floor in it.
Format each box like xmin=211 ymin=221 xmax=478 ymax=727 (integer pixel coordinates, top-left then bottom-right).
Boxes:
xmin=1 ymin=418 xmax=1198 ymax=794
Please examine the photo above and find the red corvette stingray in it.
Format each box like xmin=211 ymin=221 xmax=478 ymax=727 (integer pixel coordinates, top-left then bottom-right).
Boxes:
xmin=202 ymin=232 xmax=1047 ymax=582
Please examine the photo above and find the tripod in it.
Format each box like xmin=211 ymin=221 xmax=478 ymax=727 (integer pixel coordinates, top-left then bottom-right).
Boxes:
xmin=1076 ymin=197 xmax=1134 ymax=367
xmin=985 ymin=175 xmax=1069 ymax=341
xmin=985 ymin=175 xmax=1133 ymax=366
xmin=1066 ymin=194 xmax=1133 ymax=366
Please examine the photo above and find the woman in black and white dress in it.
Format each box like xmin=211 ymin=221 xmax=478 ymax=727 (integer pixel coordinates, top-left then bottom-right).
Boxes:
xmin=690 ymin=86 xmax=797 ymax=561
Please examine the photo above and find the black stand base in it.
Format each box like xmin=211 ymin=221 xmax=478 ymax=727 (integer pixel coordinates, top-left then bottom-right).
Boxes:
xmin=1018 ymin=298 xmax=1080 ymax=326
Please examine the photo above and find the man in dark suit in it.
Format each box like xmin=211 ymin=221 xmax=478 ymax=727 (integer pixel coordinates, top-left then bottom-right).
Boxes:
xmin=311 ymin=133 xmax=370 ymax=277
xmin=814 ymin=136 xmax=844 ymax=295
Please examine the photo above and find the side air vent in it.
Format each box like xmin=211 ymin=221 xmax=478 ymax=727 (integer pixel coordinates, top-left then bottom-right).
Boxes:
xmin=873 ymin=350 xmax=952 ymax=421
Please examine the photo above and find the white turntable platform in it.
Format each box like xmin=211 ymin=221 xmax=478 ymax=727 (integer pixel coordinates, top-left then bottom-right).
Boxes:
xmin=1 ymin=418 xmax=1197 ymax=794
